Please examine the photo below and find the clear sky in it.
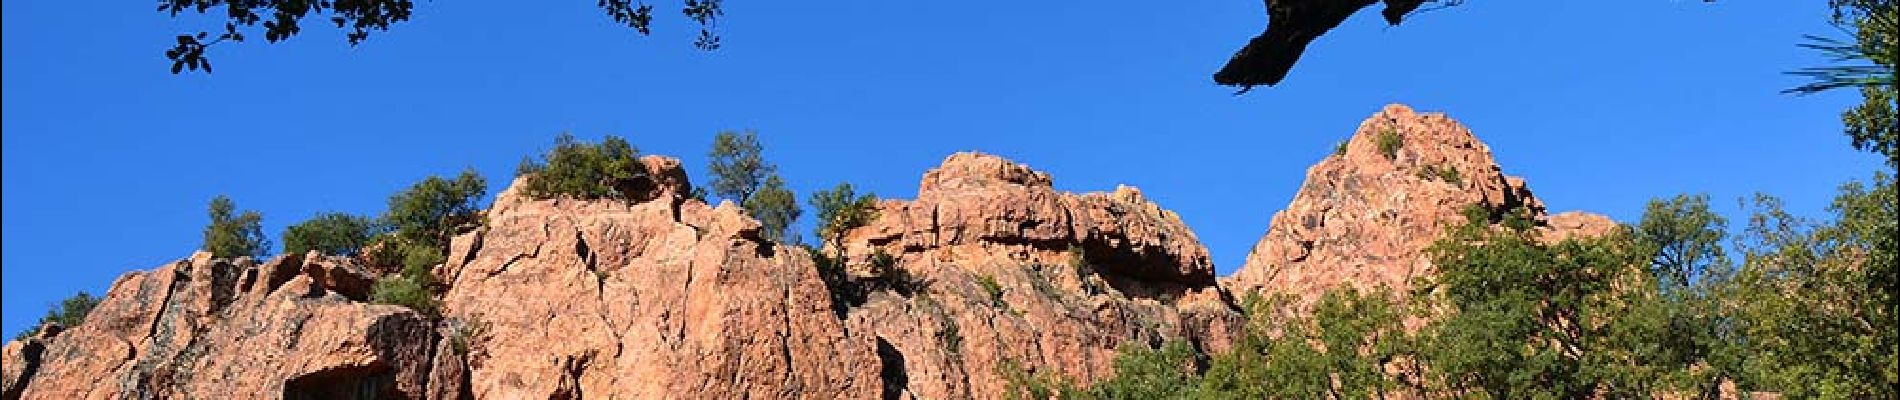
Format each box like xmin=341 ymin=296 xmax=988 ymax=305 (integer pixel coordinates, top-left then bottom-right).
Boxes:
xmin=2 ymin=1 xmax=1884 ymax=337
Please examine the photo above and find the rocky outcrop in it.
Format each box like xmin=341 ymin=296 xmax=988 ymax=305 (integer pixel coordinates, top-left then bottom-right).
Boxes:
xmin=13 ymin=252 xmax=437 ymax=399
xmin=430 ymin=156 xmax=882 ymax=399
xmin=1224 ymin=104 xmax=1617 ymax=305
xmin=833 ymin=152 xmax=1241 ymax=398
xmin=4 ymin=106 xmax=1621 ymax=399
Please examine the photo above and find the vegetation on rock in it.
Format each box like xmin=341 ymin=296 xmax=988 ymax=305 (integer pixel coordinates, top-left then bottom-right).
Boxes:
xmin=201 ymin=194 xmax=269 ymax=259
xmin=518 ymin=134 xmax=644 ymax=201
xmin=282 ymin=212 xmax=386 ymax=256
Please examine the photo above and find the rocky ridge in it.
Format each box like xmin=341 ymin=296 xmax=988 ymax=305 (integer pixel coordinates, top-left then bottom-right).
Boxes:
xmin=1223 ymin=104 xmax=1617 ymax=305
xmin=3 ymin=104 xmax=1615 ymax=399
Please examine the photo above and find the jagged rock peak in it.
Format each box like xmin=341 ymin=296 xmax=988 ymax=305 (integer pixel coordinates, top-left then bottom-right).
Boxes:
xmin=1224 ymin=104 xmax=1617 ymax=304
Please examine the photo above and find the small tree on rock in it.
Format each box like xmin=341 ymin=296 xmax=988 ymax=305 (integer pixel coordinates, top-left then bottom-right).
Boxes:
xmin=202 ymin=194 xmax=269 ymax=259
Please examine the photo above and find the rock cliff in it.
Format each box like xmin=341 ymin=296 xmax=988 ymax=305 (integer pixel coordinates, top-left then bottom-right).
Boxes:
xmin=1223 ymin=104 xmax=1617 ymax=305
xmin=2 ymin=104 xmax=1616 ymax=399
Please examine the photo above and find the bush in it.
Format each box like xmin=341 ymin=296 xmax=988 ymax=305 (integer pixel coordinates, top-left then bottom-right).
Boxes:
xmin=1417 ymin=164 xmax=1462 ymax=186
xmin=746 ymin=175 xmax=802 ymax=244
xmin=517 ymin=134 xmax=645 ymax=200
xmin=1376 ymin=127 xmax=1403 ymax=159
xmin=975 ymin=274 xmax=1005 ymax=307
xmin=448 ymin=315 xmax=491 ymax=355
xmin=1334 ymin=139 xmax=1349 ymax=156
xmin=282 ymin=212 xmax=385 ymax=256
xmin=202 ymin=194 xmax=270 ymax=259
xmin=370 ymin=273 xmax=437 ymax=316
xmin=12 ymin=292 xmax=101 ymax=341
xmin=384 ymin=169 xmax=487 ymax=250
xmin=810 ymin=182 xmax=878 ymax=247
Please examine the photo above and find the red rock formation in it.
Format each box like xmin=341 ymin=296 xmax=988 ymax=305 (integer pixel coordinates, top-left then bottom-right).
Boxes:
xmin=430 ymin=156 xmax=882 ymax=399
xmin=1224 ymin=104 xmax=1617 ymax=306
xmin=3 ymin=107 xmax=1620 ymax=398
xmin=834 ymin=152 xmax=1242 ymax=398
xmin=10 ymin=252 xmax=436 ymax=399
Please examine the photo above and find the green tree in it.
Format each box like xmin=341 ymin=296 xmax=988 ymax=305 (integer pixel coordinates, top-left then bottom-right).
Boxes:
xmin=158 ymin=0 xmax=725 ymax=74
xmin=1636 ymin=194 xmax=1729 ymax=291
xmin=384 ymin=169 xmax=488 ymax=251
xmin=282 ymin=212 xmax=386 ymax=256
xmin=745 ymin=174 xmax=802 ymax=244
xmin=808 ymin=182 xmax=878 ymax=252
xmin=1791 ymin=0 xmax=1898 ymax=167
xmin=1085 ymin=341 xmax=1199 ymax=399
xmin=1416 ymin=206 xmax=1660 ymax=398
xmin=1725 ymin=175 xmax=1897 ymax=398
xmin=367 ymin=170 xmax=486 ymax=317
xmin=12 ymin=292 xmax=101 ymax=341
xmin=707 ymin=130 xmax=773 ymax=204
xmin=202 ymin=194 xmax=270 ymax=259
xmin=519 ymin=134 xmax=645 ymax=201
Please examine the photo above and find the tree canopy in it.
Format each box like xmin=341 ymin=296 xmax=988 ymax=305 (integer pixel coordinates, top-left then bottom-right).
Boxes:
xmin=202 ymin=194 xmax=270 ymax=259
xmin=158 ymin=0 xmax=724 ymax=73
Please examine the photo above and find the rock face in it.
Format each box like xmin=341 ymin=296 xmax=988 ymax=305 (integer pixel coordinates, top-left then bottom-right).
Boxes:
xmin=430 ymin=156 xmax=882 ymax=399
xmin=11 ymin=252 xmax=436 ymax=399
xmin=834 ymin=152 xmax=1242 ymax=398
xmin=1224 ymin=104 xmax=1617 ymax=305
xmin=4 ymin=105 xmax=1618 ymax=399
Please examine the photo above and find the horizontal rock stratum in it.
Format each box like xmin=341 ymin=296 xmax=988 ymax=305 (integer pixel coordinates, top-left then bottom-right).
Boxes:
xmin=2 ymin=104 xmax=1615 ymax=399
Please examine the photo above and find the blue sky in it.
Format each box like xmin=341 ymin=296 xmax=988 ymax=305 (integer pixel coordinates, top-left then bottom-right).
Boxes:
xmin=3 ymin=1 xmax=1883 ymax=336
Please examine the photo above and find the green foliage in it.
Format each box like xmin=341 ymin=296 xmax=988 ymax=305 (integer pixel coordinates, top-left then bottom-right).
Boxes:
xmin=1086 ymin=341 xmax=1199 ymax=399
xmin=385 ymin=169 xmax=487 ymax=251
xmin=368 ymin=236 xmax=445 ymax=315
xmin=1795 ymin=0 xmax=1898 ymax=167
xmin=1419 ymin=210 xmax=1653 ymax=398
xmin=448 ymin=315 xmax=491 ymax=356
xmin=809 ymin=182 xmax=878 ymax=247
xmin=999 ymin=360 xmax=1081 ymax=400
xmin=975 ymin=274 xmax=1005 ymax=308
xmin=1333 ymin=139 xmax=1349 ymax=156
xmin=518 ymin=134 xmax=643 ymax=201
xmin=707 ymin=130 xmax=773 ymax=203
xmin=282 ymin=212 xmax=386 ymax=256
xmin=1724 ymin=174 xmax=1897 ymax=398
xmin=13 ymin=292 xmax=101 ymax=341
xmin=1376 ymin=127 xmax=1403 ymax=159
xmin=1417 ymin=164 xmax=1462 ymax=186
xmin=370 ymin=271 xmax=437 ymax=316
xmin=1636 ymin=194 xmax=1728 ymax=291
xmin=160 ymin=0 xmax=725 ymax=74
xmin=744 ymin=174 xmax=802 ymax=244
xmin=202 ymin=194 xmax=270 ymax=259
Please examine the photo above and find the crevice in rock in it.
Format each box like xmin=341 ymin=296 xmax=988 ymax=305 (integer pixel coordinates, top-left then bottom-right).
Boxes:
xmin=2 ymin=338 xmax=47 ymax=400
xmin=874 ymin=337 xmax=909 ymax=400
xmin=548 ymin=353 xmax=591 ymax=400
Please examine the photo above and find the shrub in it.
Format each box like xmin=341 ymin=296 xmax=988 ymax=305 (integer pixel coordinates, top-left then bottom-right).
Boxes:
xmin=370 ymin=273 xmax=437 ymax=316
xmin=283 ymin=212 xmax=386 ymax=256
xmin=384 ymin=169 xmax=487 ymax=250
xmin=976 ymin=274 xmax=1005 ymax=307
xmin=810 ymin=182 xmax=878 ymax=248
xmin=517 ymin=134 xmax=645 ymax=200
xmin=12 ymin=292 xmax=101 ymax=341
xmin=1417 ymin=164 xmax=1463 ymax=186
xmin=448 ymin=315 xmax=491 ymax=355
xmin=746 ymin=174 xmax=802 ymax=244
xmin=1334 ymin=139 xmax=1349 ymax=156
xmin=202 ymin=194 xmax=269 ymax=259
xmin=1376 ymin=127 xmax=1403 ymax=159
